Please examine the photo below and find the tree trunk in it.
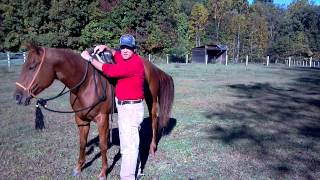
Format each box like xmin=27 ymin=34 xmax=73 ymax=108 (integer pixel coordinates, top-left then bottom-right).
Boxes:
xmin=232 ymin=40 xmax=236 ymax=63
xmin=235 ymin=23 xmax=240 ymax=63
xmin=196 ymin=26 xmax=201 ymax=47
xmin=216 ymin=19 xmax=221 ymax=42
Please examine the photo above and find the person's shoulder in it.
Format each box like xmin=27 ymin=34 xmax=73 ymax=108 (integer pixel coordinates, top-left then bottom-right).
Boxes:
xmin=135 ymin=55 xmax=144 ymax=71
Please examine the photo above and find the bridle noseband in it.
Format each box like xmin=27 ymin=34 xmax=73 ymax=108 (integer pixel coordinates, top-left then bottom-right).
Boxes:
xmin=15 ymin=47 xmax=46 ymax=98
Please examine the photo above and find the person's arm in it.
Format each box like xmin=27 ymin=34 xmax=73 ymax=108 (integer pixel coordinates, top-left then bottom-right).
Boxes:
xmin=94 ymin=45 xmax=116 ymax=56
xmin=81 ymin=50 xmax=104 ymax=71
xmin=101 ymin=56 xmax=140 ymax=78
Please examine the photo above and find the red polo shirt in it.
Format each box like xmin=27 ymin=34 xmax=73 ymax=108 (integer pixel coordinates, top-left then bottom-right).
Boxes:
xmin=101 ymin=51 xmax=145 ymax=100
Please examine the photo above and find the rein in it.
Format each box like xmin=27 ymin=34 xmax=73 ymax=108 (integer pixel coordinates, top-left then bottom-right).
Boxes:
xmin=36 ymin=61 xmax=107 ymax=114
xmin=36 ymin=59 xmax=107 ymax=114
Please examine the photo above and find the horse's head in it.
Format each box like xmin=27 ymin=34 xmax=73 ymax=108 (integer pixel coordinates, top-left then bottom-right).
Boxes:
xmin=14 ymin=44 xmax=56 ymax=105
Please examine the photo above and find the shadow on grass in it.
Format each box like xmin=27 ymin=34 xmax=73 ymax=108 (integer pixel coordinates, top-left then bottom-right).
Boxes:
xmin=82 ymin=117 xmax=177 ymax=175
xmin=138 ymin=117 xmax=176 ymax=175
xmin=205 ymin=69 xmax=320 ymax=179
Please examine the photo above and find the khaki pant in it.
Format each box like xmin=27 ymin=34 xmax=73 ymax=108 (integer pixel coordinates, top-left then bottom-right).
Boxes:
xmin=116 ymin=98 xmax=144 ymax=180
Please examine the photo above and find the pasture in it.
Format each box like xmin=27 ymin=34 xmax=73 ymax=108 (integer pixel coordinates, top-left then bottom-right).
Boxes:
xmin=0 ymin=64 xmax=319 ymax=179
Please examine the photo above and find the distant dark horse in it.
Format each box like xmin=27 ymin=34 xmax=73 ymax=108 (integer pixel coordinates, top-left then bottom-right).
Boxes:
xmin=14 ymin=44 xmax=174 ymax=179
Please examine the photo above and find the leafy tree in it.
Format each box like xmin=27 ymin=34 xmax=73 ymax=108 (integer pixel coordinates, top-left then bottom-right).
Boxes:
xmin=189 ymin=3 xmax=209 ymax=47
xmin=169 ymin=12 xmax=191 ymax=57
xmin=19 ymin=0 xmax=50 ymax=49
xmin=254 ymin=0 xmax=273 ymax=4
xmin=1 ymin=0 xmax=320 ymax=60
xmin=246 ymin=15 xmax=269 ymax=59
xmin=42 ymin=0 xmax=93 ymax=48
xmin=0 ymin=1 xmax=6 ymax=51
xmin=1 ymin=0 xmax=24 ymax=51
xmin=95 ymin=0 xmax=180 ymax=55
xmin=272 ymin=0 xmax=315 ymax=57
xmin=227 ymin=0 xmax=249 ymax=63
xmin=80 ymin=1 xmax=121 ymax=49
xmin=207 ymin=0 xmax=231 ymax=43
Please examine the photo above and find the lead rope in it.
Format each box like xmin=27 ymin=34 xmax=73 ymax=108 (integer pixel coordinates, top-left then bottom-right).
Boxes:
xmin=109 ymin=85 xmax=115 ymax=143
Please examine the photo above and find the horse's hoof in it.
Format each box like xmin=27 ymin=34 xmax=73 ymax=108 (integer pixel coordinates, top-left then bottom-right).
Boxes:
xmin=72 ymin=169 xmax=81 ymax=177
xmin=98 ymin=176 xmax=106 ymax=180
xmin=137 ymin=173 xmax=145 ymax=180
xmin=149 ymin=148 xmax=156 ymax=156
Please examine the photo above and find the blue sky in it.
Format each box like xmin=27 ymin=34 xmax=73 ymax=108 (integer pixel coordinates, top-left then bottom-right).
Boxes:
xmin=248 ymin=0 xmax=320 ymax=6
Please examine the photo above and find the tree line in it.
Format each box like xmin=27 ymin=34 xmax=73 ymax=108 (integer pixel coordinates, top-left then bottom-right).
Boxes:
xmin=1 ymin=0 xmax=319 ymax=62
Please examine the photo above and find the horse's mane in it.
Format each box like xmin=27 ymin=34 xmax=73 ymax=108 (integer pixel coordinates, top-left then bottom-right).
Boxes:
xmin=26 ymin=43 xmax=80 ymax=58
xmin=50 ymin=47 xmax=80 ymax=56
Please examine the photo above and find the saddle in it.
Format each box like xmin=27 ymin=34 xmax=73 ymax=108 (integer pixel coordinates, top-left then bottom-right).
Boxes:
xmin=87 ymin=48 xmax=115 ymax=64
xmin=95 ymin=50 xmax=115 ymax=64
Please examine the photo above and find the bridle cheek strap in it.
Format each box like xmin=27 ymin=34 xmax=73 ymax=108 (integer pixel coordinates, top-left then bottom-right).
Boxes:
xmin=15 ymin=48 xmax=46 ymax=98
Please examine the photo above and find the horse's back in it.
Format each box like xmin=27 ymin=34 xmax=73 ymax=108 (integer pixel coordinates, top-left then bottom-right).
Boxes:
xmin=143 ymin=59 xmax=159 ymax=82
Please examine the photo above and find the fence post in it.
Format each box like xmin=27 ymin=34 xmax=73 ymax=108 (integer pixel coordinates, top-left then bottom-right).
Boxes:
xmin=225 ymin=54 xmax=228 ymax=66
xmin=309 ymin=57 xmax=312 ymax=67
xmin=205 ymin=54 xmax=208 ymax=65
xmin=266 ymin=56 xmax=269 ymax=66
xmin=7 ymin=52 xmax=11 ymax=70
xmin=185 ymin=54 xmax=188 ymax=64
xmin=166 ymin=54 xmax=169 ymax=64
xmin=288 ymin=57 xmax=291 ymax=67
xmin=23 ymin=52 xmax=26 ymax=63
xmin=148 ymin=54 xmax=151 ymax=62
xmin=245 ymin=55 xmax=248 ymax=66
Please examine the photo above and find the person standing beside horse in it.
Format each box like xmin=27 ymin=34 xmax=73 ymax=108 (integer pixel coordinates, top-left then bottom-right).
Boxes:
xmin=81 ymin=34 xmax=144 ymax=180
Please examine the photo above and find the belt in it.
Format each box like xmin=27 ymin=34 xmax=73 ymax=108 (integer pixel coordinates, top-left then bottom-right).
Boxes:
xmin=117 ymin=99 xmax=143 ymax=105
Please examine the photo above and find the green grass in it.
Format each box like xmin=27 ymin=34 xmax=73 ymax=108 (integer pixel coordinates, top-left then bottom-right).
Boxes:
xmin=1 ymin=64 xmax=320 ymax=179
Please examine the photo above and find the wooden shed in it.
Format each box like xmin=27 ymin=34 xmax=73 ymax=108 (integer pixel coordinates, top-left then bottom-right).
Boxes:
xmin=191 ymin=45 xmax=228 ymax=64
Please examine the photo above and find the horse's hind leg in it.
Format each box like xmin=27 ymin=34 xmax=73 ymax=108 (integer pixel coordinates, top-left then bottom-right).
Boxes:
xmin=145 ymin=95 xmax=158 ymax=155
xmin=74 ymin=116 xmax=90 ymax=176
xmin=96 ymin=113 xmax=109 ymax=179
xmin=150 ymin=102 xmax=158 ymax=155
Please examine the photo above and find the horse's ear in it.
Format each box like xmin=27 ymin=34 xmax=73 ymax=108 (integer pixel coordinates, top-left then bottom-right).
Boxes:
xmin=26 ymin=43 xmax=42 ymax=55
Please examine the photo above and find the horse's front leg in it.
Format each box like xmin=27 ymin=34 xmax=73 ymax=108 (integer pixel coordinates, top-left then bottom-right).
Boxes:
xmin=73 ymin=116 xmax=90 ymax=176
xmin=95 ymin=113 xmax=109 ymax=180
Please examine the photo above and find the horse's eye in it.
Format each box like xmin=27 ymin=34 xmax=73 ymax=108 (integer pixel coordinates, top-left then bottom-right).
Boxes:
xmin=29 ymin=63 xmax=37 ymax=70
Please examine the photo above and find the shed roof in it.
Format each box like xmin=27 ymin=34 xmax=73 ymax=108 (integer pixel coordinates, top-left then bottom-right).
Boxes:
xmin=192 ymin=44 xmax=228 ymax=51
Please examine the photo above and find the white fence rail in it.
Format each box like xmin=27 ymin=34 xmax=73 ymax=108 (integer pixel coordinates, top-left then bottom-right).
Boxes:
xmin=234 ymin=55 xmax=320 ymax=68
xmin=1 ymin=52 xmax=320 ymax=71
xmin=0 ymin=52 xmax=26 ymax=70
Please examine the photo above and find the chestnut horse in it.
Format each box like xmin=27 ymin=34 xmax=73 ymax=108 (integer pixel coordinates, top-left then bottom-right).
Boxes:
xmin=14 ymin=44 xmax=174 ymax=179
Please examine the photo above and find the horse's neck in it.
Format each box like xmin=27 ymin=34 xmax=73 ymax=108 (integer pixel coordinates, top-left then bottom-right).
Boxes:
xmin=54 ymin=49 xmax=90 ymax=90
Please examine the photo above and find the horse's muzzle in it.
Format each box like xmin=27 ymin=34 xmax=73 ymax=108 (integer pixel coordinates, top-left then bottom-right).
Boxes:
xmin=14 ymin=91 xmax=31 ymax=106
xmin=15 ymin=93 xmax=22 ymax=104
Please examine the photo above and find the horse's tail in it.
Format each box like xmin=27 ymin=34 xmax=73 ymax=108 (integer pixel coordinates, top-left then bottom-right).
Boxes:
xmin=158 ymin=70 xmax=174 ymax=129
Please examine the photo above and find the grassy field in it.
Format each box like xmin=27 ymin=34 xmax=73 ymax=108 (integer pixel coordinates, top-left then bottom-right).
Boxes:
xmin=0 ymin=64 xmax=319 ymax=180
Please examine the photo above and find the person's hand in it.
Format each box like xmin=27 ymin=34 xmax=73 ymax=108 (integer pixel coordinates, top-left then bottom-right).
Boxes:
xmin=94 ymin=45 xmax=109 ymax=54
xmin=81 ymin=50 xmax=91 ymax=61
